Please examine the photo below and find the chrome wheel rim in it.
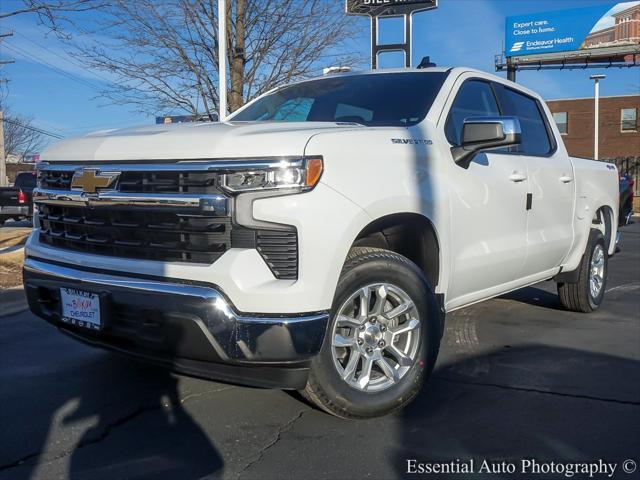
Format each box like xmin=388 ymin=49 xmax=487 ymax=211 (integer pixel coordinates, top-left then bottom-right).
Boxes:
xmin=589 ymin=244 xmax=605 ymax=299
xmin=331 ymin=283 xmax=421 ymax=393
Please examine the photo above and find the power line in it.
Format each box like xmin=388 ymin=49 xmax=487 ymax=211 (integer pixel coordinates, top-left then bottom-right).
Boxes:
xmin=3 ymin=118 xmax=65 ymax=139
xmin=2 ymin=43 xmax=104 ymax=92
xmin=14 ymin=31 xmax=114 ymax=86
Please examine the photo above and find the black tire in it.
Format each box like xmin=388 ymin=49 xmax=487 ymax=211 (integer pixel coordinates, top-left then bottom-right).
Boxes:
xmin=303 ymin=247 xmax=442 ymax=419
xmin=557 ymin=229 xmax=608 ymax=313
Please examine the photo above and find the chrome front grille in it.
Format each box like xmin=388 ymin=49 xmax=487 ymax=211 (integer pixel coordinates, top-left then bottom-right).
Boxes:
xmin=34 ymin=162 xmax=299 ymax=277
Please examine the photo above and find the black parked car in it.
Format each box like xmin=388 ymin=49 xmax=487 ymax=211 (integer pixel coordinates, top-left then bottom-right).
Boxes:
xmin=0 ymin=171 xmax=36 ymax=226
xmin=619 ymin=174 xmax=635 ymax=226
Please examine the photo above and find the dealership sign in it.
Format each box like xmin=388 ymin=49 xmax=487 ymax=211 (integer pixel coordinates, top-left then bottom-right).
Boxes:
xmin=505 ymin=2 xmax=640 ymax=57
xmin=346 ymin=0 xmax=437 ymax=17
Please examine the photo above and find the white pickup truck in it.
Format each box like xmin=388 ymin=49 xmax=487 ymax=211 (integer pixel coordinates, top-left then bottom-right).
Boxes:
xmin=24 ymin=67 xmax=619 ymax=418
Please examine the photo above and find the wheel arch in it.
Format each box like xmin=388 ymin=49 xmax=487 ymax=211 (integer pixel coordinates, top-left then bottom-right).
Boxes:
xmin=349 ymin=212 xmax=442 ymax=290
xmin=593 ymin=204 xmax=616 ymax=255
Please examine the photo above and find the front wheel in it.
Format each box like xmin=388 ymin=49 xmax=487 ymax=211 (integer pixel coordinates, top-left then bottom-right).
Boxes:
xmin=303 ymin=247 xmax=442 ymax=419
xmin=557 ymin=229 xmax=608 ymax=313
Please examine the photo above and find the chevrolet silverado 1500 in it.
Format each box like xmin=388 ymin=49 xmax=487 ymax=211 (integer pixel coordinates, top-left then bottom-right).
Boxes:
xmin=24 ymin=68 xmax=619 ymax=418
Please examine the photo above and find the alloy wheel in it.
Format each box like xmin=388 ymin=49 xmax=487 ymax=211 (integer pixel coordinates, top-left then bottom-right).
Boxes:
xmin=331 ymin=283 xmax=421 ymax=392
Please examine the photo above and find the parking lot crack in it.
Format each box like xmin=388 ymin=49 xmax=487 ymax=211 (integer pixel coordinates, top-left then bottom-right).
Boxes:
xmin=0 ymin=386 xmax=233 ymax=473
xmin=433 ymin=376 xmax=640 ymax=406
xmin=0 ymin=403 xmax=156 ymax=472
xmin=236 ymin=408 xmax=309 ymax=479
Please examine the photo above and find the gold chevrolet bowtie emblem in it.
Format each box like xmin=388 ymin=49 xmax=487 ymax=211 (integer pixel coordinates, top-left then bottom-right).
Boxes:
xmin=71 ymin=169 xmax=119 ymax=193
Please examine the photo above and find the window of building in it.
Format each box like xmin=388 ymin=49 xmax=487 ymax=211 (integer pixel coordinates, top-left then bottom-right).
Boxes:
xmin=621 ymin=108 xmax=637 ymax=132
xmin=445 ymin=80 xmax=500 ymax=146
xmin=492 ymin=83 xmax=553 ymax=156
xmin=553 ymin=112 xmax=568 ymax=134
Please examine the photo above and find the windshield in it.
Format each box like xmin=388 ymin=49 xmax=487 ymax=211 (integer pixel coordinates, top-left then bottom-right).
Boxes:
xmin=230 ymin=72 xmax=448 ymax=127
xmin=15 ymin=172 xmax=36 ymax=188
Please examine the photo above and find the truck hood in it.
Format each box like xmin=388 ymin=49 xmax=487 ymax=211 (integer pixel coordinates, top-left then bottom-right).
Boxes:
xmin=41 ymin=121 xmax=364 ymax=162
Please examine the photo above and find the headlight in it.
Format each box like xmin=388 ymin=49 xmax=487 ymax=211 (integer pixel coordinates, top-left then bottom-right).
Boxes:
xmin=221 ymin=157 xmax=323 ymax=193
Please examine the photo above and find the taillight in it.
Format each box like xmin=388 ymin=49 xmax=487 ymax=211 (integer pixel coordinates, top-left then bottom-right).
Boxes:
xmin=17 ymin=191 xmax=27 ymax=204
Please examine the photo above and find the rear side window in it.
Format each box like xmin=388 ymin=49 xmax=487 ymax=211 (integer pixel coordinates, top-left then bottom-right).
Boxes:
xmin=445 ymin=80 xmax=500 ymax=146
xmin=15 ymin=172 xmax=36 ymax=188
xmin=493 ymin=84 xmax=553 ymax=156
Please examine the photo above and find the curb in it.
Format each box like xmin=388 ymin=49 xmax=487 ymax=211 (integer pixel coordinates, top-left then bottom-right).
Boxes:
xmin=0 ymin=286 xmax=28 ymax=318
xmin=0 ymin=245 xmax=25 ymax=255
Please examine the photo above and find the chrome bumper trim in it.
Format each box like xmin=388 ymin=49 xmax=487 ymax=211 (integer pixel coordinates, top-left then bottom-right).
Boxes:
xmin=23 ymin=257 xmax=325 ymax=326
xmin=33 ymin=189 xmax=228 ymax=214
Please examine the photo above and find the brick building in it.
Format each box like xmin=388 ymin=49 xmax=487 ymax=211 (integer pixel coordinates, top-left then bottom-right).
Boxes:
xmin=583 ymin=3 xmax=640 ymax=49
xmin=546 ymin=94 xmax=640 ymax=159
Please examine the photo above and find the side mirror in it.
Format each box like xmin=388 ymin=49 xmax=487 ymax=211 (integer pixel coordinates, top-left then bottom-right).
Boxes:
xmin=451 ymin=116 xmax=522 ymax=167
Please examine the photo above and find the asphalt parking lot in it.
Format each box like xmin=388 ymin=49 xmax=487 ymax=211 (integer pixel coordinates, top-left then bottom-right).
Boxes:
xmin=1 ymin=222 xmax=638 ymax=480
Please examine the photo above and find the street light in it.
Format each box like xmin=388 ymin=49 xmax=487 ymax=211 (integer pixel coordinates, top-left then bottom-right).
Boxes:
xmin=590 ymin=74 xmax=606 ymax=160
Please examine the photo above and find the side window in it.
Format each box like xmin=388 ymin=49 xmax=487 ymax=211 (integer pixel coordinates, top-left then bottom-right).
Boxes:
xmin=445 ymin=80 xmax=500 ymax=146
xmin=493 ymin=84 xmax=553 ymax=156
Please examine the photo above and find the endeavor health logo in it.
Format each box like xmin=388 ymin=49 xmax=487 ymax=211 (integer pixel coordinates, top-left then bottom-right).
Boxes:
xmin=510 ymin=41 xmax=525 ymax=53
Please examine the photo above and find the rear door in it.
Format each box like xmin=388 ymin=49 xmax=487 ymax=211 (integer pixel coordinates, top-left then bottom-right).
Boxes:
xmin=492 ymin=83 xmax=574 ymax=276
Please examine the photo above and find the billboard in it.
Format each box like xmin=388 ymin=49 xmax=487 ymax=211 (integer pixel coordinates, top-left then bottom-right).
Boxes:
xmin=505 ymin=2 xmax=640 ymax=58
xmin=155 ymin=114 xmax=216 ymax=124
xmin=345 ymin=0 xmax=437 ymax=17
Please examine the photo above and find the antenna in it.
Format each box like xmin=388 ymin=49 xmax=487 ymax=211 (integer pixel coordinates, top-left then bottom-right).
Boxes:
xmin=417 ymin=56 xmax=437 ymax=69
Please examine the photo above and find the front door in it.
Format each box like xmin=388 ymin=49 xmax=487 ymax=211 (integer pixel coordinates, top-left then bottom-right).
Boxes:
xmin=443 ymin=78 xmax=530 ymax=303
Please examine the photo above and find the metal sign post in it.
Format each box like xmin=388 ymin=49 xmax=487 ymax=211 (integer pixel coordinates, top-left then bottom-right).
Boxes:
xmin=346 ymin=0 xmax=438 ymax=69
xmin=218 ymin=0 xmax=227 ymax=121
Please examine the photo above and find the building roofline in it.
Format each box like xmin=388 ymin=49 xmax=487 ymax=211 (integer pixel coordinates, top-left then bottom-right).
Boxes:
xmin=546 ymin=94 xmax=640 ymax=102
xmin=613 ymin=3 xmax=640 ymax=18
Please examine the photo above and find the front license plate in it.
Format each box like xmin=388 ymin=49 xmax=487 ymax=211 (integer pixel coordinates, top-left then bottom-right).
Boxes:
xmin=60 ymin=288 xmax=101 ymax=330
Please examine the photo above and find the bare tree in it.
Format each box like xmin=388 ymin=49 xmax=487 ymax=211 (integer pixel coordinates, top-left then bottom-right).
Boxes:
xmin=59 ymin=0 xmax=362 ymax=116
xmin=0 ymin=0 xmax=105 ymax=33
xmin=2 ymin=112 xmax=45 ymax=159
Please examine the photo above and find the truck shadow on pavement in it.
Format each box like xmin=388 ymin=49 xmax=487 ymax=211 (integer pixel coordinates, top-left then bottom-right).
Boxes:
xmin=1 ymin=350 xmax=223 ymax=480
xmin=3 ymin=323 xmax=639 ymax=479
xmin=393 ymin=344 xmax=640 ymax=478
xmin=498 ymin=286 xmax=564 ymax=310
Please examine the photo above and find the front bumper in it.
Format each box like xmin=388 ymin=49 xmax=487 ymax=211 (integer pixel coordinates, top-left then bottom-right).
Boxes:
xmin=23 ymin=258 xmax=329 ymax=389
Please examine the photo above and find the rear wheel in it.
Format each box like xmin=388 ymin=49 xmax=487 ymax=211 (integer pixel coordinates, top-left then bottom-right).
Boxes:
xmin=303 ymin=247 xmax=442 ymax=419
xmin=558 ymin=229 xmax=608 ymax=313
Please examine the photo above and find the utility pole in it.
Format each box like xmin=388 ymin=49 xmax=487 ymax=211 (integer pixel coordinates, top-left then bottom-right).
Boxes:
xmin=1 ymin=32 xmax=14 ymax=185
xmin=507 ymin=58 xmax=516 ymax=82
xmin=0 ymin=111 xmax=6 ymax=187
xmin=590 ymin=74 xmax=606 ymax=161
xmin=0 ymin=32 xmax=15 ymax=65
xmin=218 ymin=0 xmax=227 ymax=121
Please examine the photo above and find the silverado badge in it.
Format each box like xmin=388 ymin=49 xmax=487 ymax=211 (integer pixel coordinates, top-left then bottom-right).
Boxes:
xmin=71 ymin=169 xmax=120 ymax=193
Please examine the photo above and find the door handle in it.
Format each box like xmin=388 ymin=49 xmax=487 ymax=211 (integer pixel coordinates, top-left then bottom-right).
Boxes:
xmin=509 ymin=172 xmax=527 ymax=183
xmin=559 ymin=175 xmax=573 ymax=183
